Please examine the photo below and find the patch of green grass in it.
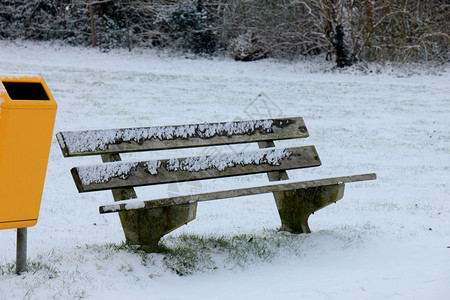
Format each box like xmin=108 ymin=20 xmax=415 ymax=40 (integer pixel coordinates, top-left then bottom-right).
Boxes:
xmin=77 ymin=229 xmax=355 ymax=277
xmin=86 ymin=242 xmax=156 ymax=269
xmin=82 ymin=232 xmax=288 ymax=276
xmin=28 ymin=261 xmax=59 ymax=279
xmin=0 ymin=260 xmax=59 ymax=279
xmin=0 ymin=262 xmax=15 ymax=276
xmin=159 ymin=245 xmax=202 ymax=276
xmin=159 ymin=231 xmax=284 ymax=275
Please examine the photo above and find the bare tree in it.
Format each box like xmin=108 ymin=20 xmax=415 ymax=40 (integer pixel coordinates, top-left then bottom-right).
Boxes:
xmin=89 ymin=1 xmax=97 ymax=47
xmin=294 ymin=0 xmax=449 ymax=66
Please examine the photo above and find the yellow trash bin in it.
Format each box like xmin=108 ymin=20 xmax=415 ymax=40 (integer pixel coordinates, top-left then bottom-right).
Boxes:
xmin=0 ymin=75 xmax=57 ymax=230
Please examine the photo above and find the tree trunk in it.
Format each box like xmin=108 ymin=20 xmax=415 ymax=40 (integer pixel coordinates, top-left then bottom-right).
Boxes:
xmin=332 ymin=24 xmax=354 ymax=67
xmin=89 ymin=3 xmax=97 ymax=47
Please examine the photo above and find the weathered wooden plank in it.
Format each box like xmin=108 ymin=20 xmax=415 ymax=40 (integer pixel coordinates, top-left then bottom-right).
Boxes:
xmin=99 ymin=173 xmax=377 ymax=213
xmin=72 ymin=146 xmax=321 ymax=192
xmin=57 ymin=117 xmax=308 ymax=157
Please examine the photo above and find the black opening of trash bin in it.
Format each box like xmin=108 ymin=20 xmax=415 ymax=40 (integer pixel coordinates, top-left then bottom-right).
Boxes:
xmin=2 ymin=82 xmax=50 ymax=101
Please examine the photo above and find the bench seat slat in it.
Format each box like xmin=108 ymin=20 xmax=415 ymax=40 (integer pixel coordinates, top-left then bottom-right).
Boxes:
xmin=57 ymin=117 xmax=308 ymax=157
xmin=72 ymin=146 xmax=321 ymax=192
xmin=99 ymin=173 xmax=377 ymax=214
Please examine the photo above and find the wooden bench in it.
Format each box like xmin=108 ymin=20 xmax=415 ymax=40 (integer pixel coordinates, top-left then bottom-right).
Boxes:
xmin=56 ymin=117 xmax=376 ymax=252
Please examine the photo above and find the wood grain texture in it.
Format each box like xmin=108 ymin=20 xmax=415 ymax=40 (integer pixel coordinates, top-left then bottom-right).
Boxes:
xmin=57 ymin=117 xmax=308 ymax=157
xmin=99 ymin=173 xmax=377 ymax=213
xmin=72 ymin=146 xmax=321 ymax=192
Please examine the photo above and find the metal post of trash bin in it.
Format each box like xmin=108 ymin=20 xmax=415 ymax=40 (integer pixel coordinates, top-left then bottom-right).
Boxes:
xmin=15 ymin=228 xmax=27 ymax=275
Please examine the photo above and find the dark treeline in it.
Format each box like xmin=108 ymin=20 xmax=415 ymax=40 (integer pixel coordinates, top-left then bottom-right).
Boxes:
xmin=1 ymin=0 xmax=448 ymax=67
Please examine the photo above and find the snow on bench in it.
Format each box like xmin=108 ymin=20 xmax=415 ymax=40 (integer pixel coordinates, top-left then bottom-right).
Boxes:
xmin=57 ymin=118 xmax=304 ymax=156
xmin=75 ymin=148 xmax=292 ymax=186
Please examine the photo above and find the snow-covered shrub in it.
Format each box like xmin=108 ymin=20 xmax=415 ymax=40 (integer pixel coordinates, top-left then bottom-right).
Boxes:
xmin=155 ymin=1 xmax=218 ymax=54
xmin=230 ymin=30 xmax=267 ymax=61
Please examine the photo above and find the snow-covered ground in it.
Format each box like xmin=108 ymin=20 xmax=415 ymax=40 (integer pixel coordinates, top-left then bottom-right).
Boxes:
xmin=0 ymin=41 xmax=449 ymax=300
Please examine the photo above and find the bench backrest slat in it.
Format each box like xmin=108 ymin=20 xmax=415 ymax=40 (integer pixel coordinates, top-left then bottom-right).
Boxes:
xmin=57 ymin=117 xmax=308 ymax=157
xmin=72 ymin=146 xmax=321 ymax=192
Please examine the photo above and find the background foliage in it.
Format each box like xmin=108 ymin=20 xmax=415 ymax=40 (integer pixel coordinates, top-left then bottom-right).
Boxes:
xmin=1 ymin=0 xmax=448 ymax=66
